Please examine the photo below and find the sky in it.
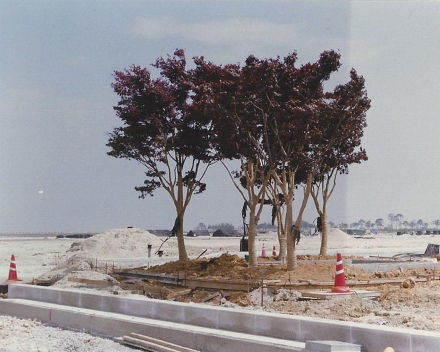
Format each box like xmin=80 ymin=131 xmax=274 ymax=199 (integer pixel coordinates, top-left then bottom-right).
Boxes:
xmin=1 ymin=1 xmax=440 ymax=233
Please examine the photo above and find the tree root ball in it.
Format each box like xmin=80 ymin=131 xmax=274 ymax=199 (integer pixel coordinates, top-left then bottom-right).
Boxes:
xmin=383 ymin=348 xmax=395 ymax=352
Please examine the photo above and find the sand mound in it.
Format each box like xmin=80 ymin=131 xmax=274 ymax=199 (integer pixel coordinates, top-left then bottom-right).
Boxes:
xmin=53 ymin=270 xmax=119 ymax=290
xmin=67 ymin=228 xmax=177 ymax=258
xmin=38 ymin=228 xmax=177 ymax=282
xmin=37 ymin=253 xmax=93 ymax=281
xmin=324 ymin=228 xmax=358 ymax=246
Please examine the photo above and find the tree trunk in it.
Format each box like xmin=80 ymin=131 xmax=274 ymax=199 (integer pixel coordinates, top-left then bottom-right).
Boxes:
xmin=311 ymin=188 xmax=325 ymax=255
xmin=176 ymin=171 xmax=188 ymax=261
xmin=220 ymin=159 xmax=268 ymax=268
xmin=285 ymin=200 xmax=295 ymax=270
xmin=311 ymin=173 xmax=334 ymax=257
xmin=277 ymin=209 xmax=287 ymax=260
xmin=176 ymin=210 xmax=188 ymax=260
xmin=267 ymin=181 xmax=286 ymax=260
xmin=271 ymin=168 xmax=296 ymax=270
xmin=247 ymin=204 xmax=258 ymax=267
xmin=289 ymin=173 xmax=313 ymax=269
xmin=319 ymin=205 xmax=328 ymax=256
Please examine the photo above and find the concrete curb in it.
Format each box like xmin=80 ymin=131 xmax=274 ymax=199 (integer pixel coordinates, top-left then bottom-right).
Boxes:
xmin=0 ymin=298 xmax=304 ymax=352
xmin=3 ymin=284 xmax=440 ymax=352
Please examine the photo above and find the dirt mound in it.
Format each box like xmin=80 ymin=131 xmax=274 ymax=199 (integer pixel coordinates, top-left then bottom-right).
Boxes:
xmin=145 ymin=253 xmax=373 ymax=281
xmin=53 ymin=270 xmax=119 ymax=291
xmin=324 ymin=228 xmax=358 ymax=245
xmin=147 ymin=253 xmax=250 ymax=279
xmin=37 ymin=253 xmax=93 ymax=282
xmin=67 ymin=228 xmax=177 ymax=258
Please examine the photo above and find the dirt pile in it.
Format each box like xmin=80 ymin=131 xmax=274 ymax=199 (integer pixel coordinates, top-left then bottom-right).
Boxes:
xmin=67 ymin=228 xmax=176 ymax=258
xmin=53 ymin=270 xmax=119 ymax=291
xmin=147 ymin=253 xmax=374 ymax=281
xmin=37 ymin=228 xmax=177 ymax=283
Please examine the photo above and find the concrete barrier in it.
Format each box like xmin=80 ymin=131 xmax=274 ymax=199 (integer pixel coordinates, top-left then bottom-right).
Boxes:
xmin=4 ymin=284 xmax=440 ymax=352
xmin=0 ymin=299 xmax=304 ymax=352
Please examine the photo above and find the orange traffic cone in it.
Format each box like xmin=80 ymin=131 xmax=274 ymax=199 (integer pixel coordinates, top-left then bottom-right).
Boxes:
xmin=331 ymin=253 xmax=350 ymax=293
xmin=261 ymin=243 xmax=267 ymax=257
xmin=6 ymin=254 xmax=22 ymax=282
xmin=272 ymin=246 xmax=277 ymax=257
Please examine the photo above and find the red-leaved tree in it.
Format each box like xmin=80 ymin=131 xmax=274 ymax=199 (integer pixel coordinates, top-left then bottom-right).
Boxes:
xmin=192 ymin=55 xmax=274 ymax=267
xmin=107 ymin=49 xmax=215 ymax=260
xmin=311 ymin=69 xmax=370 ymax=255
xmin=264 ymin=51 xmax=342 ymax=270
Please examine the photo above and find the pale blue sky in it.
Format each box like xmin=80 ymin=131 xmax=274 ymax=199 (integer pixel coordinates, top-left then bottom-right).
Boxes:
xmin=1 ymin=1 xmax=439 ymax=233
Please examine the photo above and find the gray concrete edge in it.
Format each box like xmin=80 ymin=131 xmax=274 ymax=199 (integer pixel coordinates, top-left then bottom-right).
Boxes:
xmin=6 ymin=284 xmax=440 ymax=352
xmin=0 ymin=298 xmax=304 ymax=352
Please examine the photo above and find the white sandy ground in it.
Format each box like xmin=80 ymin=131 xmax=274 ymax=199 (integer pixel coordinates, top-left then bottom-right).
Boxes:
xmin=0 ymin=228 xmax=432 ymax=282
xmin=0 ymin=228 xmax=439 ymax=351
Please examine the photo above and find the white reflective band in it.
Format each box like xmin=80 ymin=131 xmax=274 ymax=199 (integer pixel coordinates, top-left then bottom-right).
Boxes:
xmin=335 ymin=269 xmax=344 ymax=275
xmin=337 ymin=260 xmax=343 ymax=265
xmin=10 ymin=268 xmax=16 ymax=272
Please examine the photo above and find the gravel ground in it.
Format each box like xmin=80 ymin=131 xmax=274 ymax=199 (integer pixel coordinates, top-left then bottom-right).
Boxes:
xmin=0 ymin=315 xmax=134 ymax=352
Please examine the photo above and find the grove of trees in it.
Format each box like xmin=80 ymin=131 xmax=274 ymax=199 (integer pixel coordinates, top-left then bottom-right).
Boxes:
xmin=107 ymin=48 xmax=370 ymax=269
xmin=343 ymin=214 xmax=440 ymax=231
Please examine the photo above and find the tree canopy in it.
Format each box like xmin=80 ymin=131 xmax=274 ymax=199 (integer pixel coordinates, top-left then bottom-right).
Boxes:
xmin=107 ymin=48 xmax=369 ymax=267
xmin=197 ymin=49 xmax=362 ymax=269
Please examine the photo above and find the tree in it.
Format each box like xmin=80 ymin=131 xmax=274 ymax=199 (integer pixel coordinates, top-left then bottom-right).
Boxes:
xmin=395 ymin=214 xmax=403 ymax=229
xmin=266 ymin=51 xmax=342 ymax=270
xmin=107 ymin=49 xmax=215 ymax=260
xmin=388 ymin=213 xmax=395 ymax=229
xmin=198 ymin=52 xmax=334 ymax=266
xmin=195 ymin=223 xmax=207 ymax=231
xmin=199 ymin=55 xmax=274 ymax=267
xmin=375 ymin=218 xmax=384 ymax=230
xmin=200 ymin=49 xmax=347 ymax=269
xmin=257 ymin=222 xmax=275 ymax=232
xmin=365 ymin=220 xmax=372 ymax=230
xmin=216 ymin=50 xmax=342 ymax=269
xmin=208 ymin=223 xmax=235 ymax=231
xmin=311 ymin=69 xmax=370 ymax=255
xmin=350 ymin=222 xmax=359 ymax=229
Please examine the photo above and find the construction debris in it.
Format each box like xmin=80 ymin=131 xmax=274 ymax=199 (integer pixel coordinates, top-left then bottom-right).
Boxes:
xmin=67 ymin=277 xmax=118 ymax=287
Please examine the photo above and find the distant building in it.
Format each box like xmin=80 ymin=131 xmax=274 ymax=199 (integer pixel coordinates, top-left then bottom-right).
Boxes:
xmin=192 ymin=229 xmax=210 ymax=236
xmin=212 ymin=229 xmax=240 ymax=237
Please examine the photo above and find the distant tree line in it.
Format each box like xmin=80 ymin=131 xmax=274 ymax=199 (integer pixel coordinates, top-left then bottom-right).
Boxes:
xmin=339 ymin=214 xmax=440 ymax=231
xmin=195 ymin=220 xmax=319 ymax=233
